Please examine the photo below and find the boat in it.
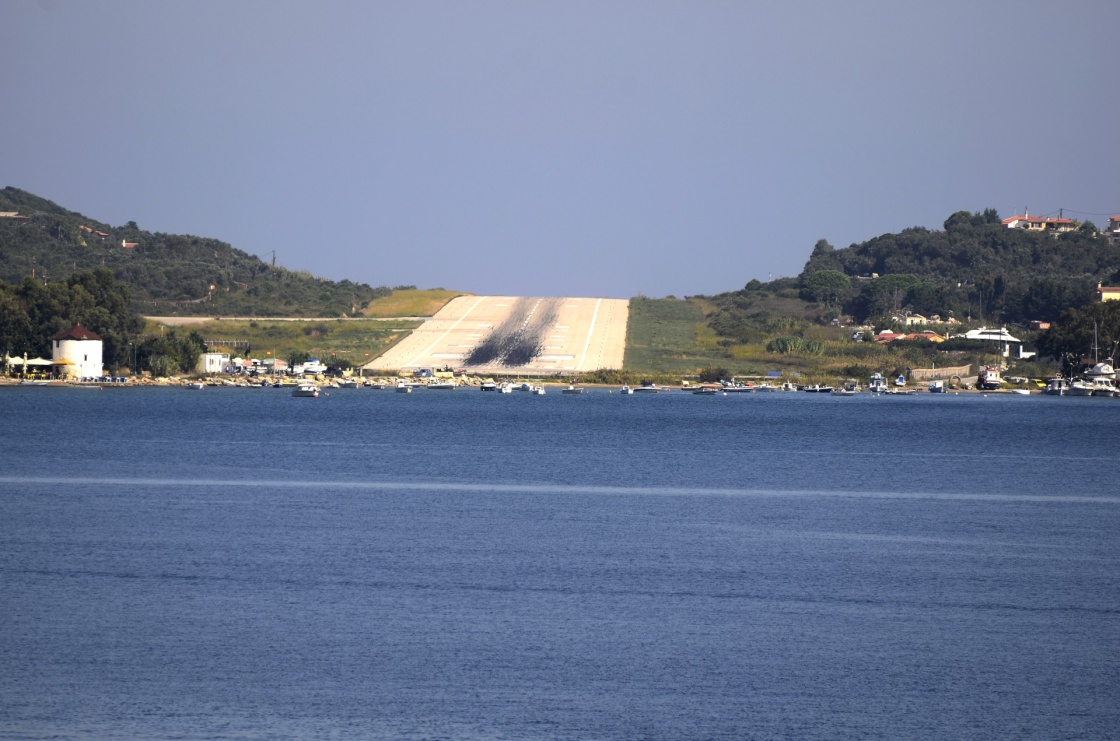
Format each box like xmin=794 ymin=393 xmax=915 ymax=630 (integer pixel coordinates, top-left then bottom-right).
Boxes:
xmin=1089 ymin=377 xmax=1118 ymax=397
xmin=868 ymin=373 xmax=887 ymax=394
xmin=395 ymin=381 xmax=412 ymax=394
xmin=498 ymin=382 xmax=514 ymax=394
xmin=426 ymin=380 xmax=458 ymax=390
xmin=779 ymin=382 xmax=798 ymax=392
xmin=562 ymin=385 xmax=585 ymax=394
xmin=340 ymin=380 xmax=360 ymax=389
xmin=185 ymin=382 xmax=206 ymax=390
xmin=976 ymin=365 xmax=1002 ymax=391
xmin=721 ymin=382 xmax=756 ymax=393
xmin=19 ymin=379 xmax=51 ymax=386
xmin=928 ymin=380 xmax=946 ymax=393
xmin=801 ymin=384 xmax=833 ymax=393
xmin=632 ymin=384 xmax=661 ymax=394
xmin=894 ymin=374 xmax=907 ymax=387
xmin=518 ymin=383 xmax=534 ymax=392
xmin=1068 ymin=379 xmax=1095 ymax=397
xmin=532 ymin=386 xmax=546 ymax=395
xmin=831 ymin=381 xmax=860 ymax=396
xmin=479 ymin=381 xmax=497 ymax=391
xmin=292 ymin=383 xmax=319 ymax=398
xmin=1044 ymin=377 xmax=1069 ymax=396
xmin=619 ymin=385 xmax=634 ymax=395
xmin=1011 ymin=389 xmax=1031 ymax=395
xmin=692 ymin=387 xmax=720 ymax=395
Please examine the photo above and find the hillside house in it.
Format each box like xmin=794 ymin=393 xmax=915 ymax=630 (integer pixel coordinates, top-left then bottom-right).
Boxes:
xmin=1099 ymin=284 xmax=1120 ymax=302
xmin=1107 ymin=216 xmax=1120 ymax=246
xmin=51 ymin=324 xmax=103 ymax=378
xmin=952 ymin=326 xmax=1032 ymax=358
xmin=1001 ymin=212 xmax=1078 ymax=234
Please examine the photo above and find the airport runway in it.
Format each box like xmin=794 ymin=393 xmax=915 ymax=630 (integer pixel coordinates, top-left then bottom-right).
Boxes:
xmin=365 ymin=296 xmax=629 ymax=374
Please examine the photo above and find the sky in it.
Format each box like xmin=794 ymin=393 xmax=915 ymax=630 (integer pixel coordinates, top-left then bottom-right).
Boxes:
xmin=3 ymin=1 xmax=1118 ymax=299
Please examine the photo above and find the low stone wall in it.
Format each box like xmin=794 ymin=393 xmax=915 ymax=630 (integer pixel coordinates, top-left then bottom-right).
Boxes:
xmin=910 ymin=364 xmax=971 ymax=381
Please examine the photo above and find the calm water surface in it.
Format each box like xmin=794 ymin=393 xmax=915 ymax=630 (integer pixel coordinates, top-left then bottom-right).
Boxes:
xmin=1 ymin=386 xmax=1118 ymax=739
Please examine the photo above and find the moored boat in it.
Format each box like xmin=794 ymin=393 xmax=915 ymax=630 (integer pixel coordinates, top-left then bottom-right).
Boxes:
xmin=292 ymin=383 xmax=319 ymax=398
xmin=976 ymin=365 xmax=1002 ymax=391
xmin=1044 ymin=377 xmax=1069 ymax=396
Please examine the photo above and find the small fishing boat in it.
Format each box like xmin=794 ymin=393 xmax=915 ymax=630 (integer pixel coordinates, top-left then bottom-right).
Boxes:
xmin=532 ymin=386 xmax=546 ymax=395
xmin=292 ymin=383 xmax=319 ymax=398
xmin=619 ymin=385 xmax=634 ymax=395
xmin=185 ymin=382 xmax=206 ymax=390
xmin=562 ymin=385 xmax=585 ymax=395
xmin=1044 ymin=377 xmax=1068 ymax=396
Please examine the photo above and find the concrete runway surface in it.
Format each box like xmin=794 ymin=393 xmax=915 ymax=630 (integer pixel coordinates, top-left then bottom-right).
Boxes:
xmin=365 ymin=296 xmax=629 ymax=374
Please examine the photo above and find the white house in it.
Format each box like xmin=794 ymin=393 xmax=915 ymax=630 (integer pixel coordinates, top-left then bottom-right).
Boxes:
xmin=198 ymin=352 xmax=231 ymax=374
xmin=952 ymin=326 xmax=1034 ymax=359
xmin=51 ymin=324 xmax=104 ymax=378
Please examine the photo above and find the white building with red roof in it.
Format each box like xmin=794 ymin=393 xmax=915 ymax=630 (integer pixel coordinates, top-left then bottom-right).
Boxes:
xmin=1001 ymin=211 xmax=1078 ymax=234
xmin=51 ymin=324 xmax=103 ymax=378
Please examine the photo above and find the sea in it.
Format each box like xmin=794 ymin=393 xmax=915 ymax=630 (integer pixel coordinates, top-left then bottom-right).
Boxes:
xmin=1 ymin=385 xmax=1118 ymax=740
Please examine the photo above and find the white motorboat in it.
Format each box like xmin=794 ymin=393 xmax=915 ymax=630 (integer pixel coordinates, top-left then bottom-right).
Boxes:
xmin=292 ymin=383 xmax=319 ymax=398
xmin=532 ymin=386 xmax=546 ymax=395
xmin=497 ymin=382 xmax=514 ymax=393
xmin=518 ymin=382 xmax=534 ymax=392
xmin=395 ymin=381 xmax=412 ymax=394
xmin=831 ymin=381 xmax=861 ymax=396
xmin=479 ymin=381 xmax=497 ymax=391
xmin=185 ymin=382 xmax=206 ymax=390
xmin=619 ymin=385 xmax=634 ymax=395
xmin=1089 ymin=377 xmax=1118 ymax=397
xmin=928 ymin=380 xmax=946 ymax=393
xmin=1068 ymin=379 xmax=1095 ymax=397
xmin=632 ymin=384 xmax=661 ymax=394
xmin=340 ymin=380 xmax=360 ymax=389
xmin=562 ymin=385 xmax=585 ymax=395
xmin=868 ymin=373 xmax=887 ymax=393
xmin=426 ymin=380 xmax=458 ymax=390
xmin=894 ymin=374 xmax=907 ymax=387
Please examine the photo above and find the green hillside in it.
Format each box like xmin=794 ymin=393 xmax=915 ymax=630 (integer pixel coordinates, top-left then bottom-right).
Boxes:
xmin=796 ymin=209 xmax=1119 ymax=325
xmin=0 ymin=187 xmax=388 ymax=316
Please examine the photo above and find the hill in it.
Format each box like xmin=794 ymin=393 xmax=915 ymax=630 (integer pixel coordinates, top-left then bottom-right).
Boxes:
xmin=0 ymin=187 xmax=389 ymax=316
xmin=796 ymin=209 xmax=1120 ymax=325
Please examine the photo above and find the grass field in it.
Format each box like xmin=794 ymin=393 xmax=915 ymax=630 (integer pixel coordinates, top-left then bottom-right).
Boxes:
xmin=361 ymin=289 xmax=464 ymax=317
xmin=622 ymin=297 xmax=731 ymax=373
xmin=157 ymin=318 xmax=422 ymax=366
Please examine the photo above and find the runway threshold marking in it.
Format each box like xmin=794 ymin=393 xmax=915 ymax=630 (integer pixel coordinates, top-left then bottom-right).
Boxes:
xmin=405 ymin=296 xmax=486 ymax=368
xmin=576 ymin=298 xmax=602 ymax=371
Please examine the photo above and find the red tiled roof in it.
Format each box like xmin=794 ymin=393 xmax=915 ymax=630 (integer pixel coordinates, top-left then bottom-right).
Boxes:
xmin=1002 ymin=214 xmax=1076 ymax=225
xmin=52 ymin=324 xmax=102 ymax=342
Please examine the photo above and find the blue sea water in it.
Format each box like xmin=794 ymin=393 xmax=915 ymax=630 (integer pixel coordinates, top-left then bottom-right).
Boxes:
xmin=1 ymin=386 xmax=1118 ymax=739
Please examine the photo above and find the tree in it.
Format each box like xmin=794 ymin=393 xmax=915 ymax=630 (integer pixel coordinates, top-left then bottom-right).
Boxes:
xmin=800 ymin=270 xmax=852 ymax=307
xmin=1037 ymin=301 xmax=1120 ymax=374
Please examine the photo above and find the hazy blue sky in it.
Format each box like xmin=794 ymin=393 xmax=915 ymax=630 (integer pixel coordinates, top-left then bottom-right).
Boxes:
xmin=4 ymin=1 xmax=1118 ymax=299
